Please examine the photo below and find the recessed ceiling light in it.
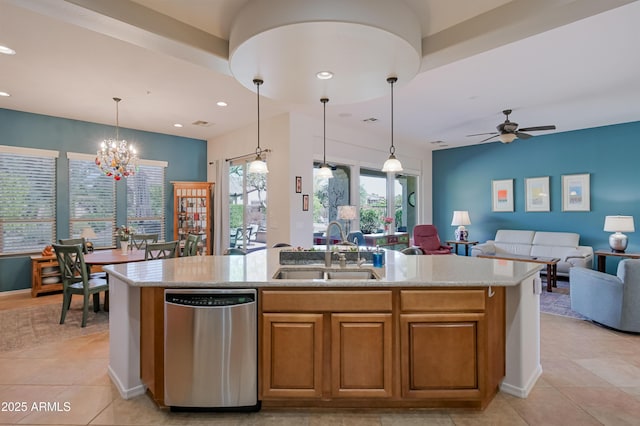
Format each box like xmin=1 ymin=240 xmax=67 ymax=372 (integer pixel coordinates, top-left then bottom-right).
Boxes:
xmin=0 ymin=45 xmax=16 ymax=55
xmin=0 ymin=91 xmax=10 ymax=97
xmin=216 ymin=101 xmax=227 ymax=107
xmin=173 ymin=123 xmax=183 ymax=128
xmin=316 ymin=71 xmax=333 ymax=80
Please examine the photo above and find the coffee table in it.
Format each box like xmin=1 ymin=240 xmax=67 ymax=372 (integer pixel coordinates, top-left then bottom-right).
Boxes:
xmin=476 ymin=253 xmax=560 ymax=292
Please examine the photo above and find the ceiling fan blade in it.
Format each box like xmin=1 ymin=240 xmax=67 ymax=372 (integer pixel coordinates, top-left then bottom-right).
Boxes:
xmin=518 ymin=125 xmax=556 ymax=132
xmin=515 ymin=132 xmax=532 ymax=139
xmin=466 ymin=132 xmax=497 ymax=137
xmin=479 ymin=134 xmax=499 ymax=143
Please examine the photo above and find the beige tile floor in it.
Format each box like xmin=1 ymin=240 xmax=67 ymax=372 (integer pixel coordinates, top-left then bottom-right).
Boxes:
xmin=1 ymin=292 xmax=639 ymax=425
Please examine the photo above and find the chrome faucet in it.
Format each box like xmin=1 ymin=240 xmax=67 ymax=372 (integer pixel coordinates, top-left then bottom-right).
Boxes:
xmin=325 ymin=221 xmax=347 ymax=267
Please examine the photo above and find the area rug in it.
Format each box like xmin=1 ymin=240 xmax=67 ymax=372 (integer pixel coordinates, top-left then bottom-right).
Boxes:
xmin=0 ymin=300 xmax=109 ymax=353
xmin=539 ymin=279 xmax=586 ymax=320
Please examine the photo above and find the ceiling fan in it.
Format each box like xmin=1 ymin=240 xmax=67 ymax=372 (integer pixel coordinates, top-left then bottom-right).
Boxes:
xmin=467 ymin=109 xmax=556 ymax=143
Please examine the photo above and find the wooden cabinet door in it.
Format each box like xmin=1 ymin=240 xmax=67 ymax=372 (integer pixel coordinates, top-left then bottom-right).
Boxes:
xmin=330 ymin=313 xmax=393 ymax=398
xmin=261 ymin=313 xmax=323 ymax=399
xmin=400 ymin=313 xmax=485 ymax=400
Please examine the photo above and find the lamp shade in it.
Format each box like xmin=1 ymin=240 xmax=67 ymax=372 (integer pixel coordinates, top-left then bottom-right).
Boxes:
xmin=604 ymin=215 xmax=635 ymax=232
xmin=338 ymin=205 xmax=358 ymax=221
xmin=451 ymin=211 xmax=471 ymax=227
xmin=80 ymin=227 xmax=97 ymax=239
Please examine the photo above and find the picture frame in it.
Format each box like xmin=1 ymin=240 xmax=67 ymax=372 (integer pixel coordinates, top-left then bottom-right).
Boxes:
xmin=525 ymin=176 xmax=550 ymax=212
xmin=562 ymin=173 xmax=590 ymax=211
xmin=302 ymin=194 xmax=309 ymax=211
xmin=295 ymin=176 xmax=302 ymax=193
xmin=491 ymin=179 xmax=514 ymax=212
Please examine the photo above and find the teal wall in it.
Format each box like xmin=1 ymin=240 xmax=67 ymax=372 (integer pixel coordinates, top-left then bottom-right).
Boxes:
xmin=0 ymin=108 xmax=207 ymax=292
xmin=433 ymin=120 xmax=640 ymax=274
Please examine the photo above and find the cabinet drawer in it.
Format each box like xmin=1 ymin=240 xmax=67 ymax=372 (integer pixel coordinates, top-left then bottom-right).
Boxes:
xmin=401 ymin=290 xmax=485 ymax=312
xmin=261 ymin=290 xmax=392 ymax=312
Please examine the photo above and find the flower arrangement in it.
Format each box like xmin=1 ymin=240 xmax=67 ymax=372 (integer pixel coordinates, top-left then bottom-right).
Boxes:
xmin=117 ymin=225 xmax=134 ymax=241
xmin=382 ymin=216 xmax=394 ymax=233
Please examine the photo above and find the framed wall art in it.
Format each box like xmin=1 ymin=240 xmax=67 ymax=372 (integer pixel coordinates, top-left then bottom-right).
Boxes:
xmin=525 ymin=176 xmax=550 ymax=212
xmin=492 ymin=179 xmax=514 ymax=212
xmin=295 ymin=176 xmax=302 ymax=193
xmin=302 ymin=194 xmax=309 ymax=211
xmin=562 ymin=173 xmax=590 ymax=211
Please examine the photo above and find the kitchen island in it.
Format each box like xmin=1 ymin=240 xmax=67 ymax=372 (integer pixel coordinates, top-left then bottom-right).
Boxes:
xmin=104 ymin=249 xmax=543 ymax=410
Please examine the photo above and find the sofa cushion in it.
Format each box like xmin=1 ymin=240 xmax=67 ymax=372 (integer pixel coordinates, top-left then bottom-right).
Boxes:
xmin=493 ymin=230 xmax=535 ymax=256
xmin=532 ymin=232 xmax=579 ymax=247
xmin=495 ymin=230 xmax=535 ymax=244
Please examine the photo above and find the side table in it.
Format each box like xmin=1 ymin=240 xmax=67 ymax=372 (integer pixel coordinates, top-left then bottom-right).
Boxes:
xmin=445 ymin=240 xmax=478 ymax=256
xmin=594 ymin=249 xmax=640 ymax=272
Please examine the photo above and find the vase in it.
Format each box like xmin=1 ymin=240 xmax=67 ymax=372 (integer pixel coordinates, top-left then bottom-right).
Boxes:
xmin=384 ymin=226 xmax=390 ymax=235
xmin=120 ymin=240 xmax=129 ymax=255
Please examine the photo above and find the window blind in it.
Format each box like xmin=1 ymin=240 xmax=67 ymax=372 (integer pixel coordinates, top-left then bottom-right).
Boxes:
xmin=68 ymin=153 xmax=116 ymax=248
xmin=0 ymin=146 xmax=58 ymax=254
xmin=127 ymin=160 xmax=167 ymax=241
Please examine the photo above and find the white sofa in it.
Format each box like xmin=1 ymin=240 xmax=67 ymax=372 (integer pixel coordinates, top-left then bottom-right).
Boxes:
xmin=471 ymin=230 xmax=593 ymax=277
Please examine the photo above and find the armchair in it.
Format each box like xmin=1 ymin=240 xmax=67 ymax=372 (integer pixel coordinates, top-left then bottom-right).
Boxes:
xmin=413 ymin=225 xmax=452 ymax=255
xmin=570 ymin=259 xmax=640 ymax=333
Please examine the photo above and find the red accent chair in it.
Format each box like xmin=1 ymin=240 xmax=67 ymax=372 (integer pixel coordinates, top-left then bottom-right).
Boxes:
xmin=413 ymin=225 xmax=453 ymax=255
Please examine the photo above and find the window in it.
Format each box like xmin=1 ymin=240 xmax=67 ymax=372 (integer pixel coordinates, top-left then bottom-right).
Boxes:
xmin=228 ymin=158 xmax=267 ymax=251
xmin=359 ymin=168 xmax=418 ymax=235
xmin=313 ymin=163 xmax=350 ymax=236
xmin=127 ymin=160 xmax=167 ymax=241
xmin=68 ymin=153 xmax=115 ymax=248
xmin=359 ymin=169 xmax=387 ymax=233
xmin=0 ymin=145 xmax=58 ymax=254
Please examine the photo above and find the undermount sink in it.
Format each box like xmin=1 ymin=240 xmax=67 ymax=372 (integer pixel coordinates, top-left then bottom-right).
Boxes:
xmin=273 ymin=267 xmax=380 ymax=280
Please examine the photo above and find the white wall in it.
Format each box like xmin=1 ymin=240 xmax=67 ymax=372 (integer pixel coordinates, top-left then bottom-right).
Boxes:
xmin=208 ymin=111 xmax=433 ymax=250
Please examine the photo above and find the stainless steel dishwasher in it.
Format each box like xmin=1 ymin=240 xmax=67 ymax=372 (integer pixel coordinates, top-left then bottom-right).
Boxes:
xmin=164 ymin=288 xmax=259 ymax=411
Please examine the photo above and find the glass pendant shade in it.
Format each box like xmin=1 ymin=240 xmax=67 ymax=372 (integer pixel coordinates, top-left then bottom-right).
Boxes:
xmin=249 ymin=155 xmax=269 ymax=174
xmin=382 ymin=77 xmax=402 ymax=172
xmin=317 ymin=164 xmax=333 ymax=179
xmin=382 ymin=154 xmax=403 ymax=172
xmin=95 ymin=97 xmax=139 ymax=180
xmin=249 ymin=78 xmax=268 ymax=174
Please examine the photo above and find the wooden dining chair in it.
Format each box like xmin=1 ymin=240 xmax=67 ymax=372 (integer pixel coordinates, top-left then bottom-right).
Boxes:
xmin=145 ymin=240 xmax=179 ymax=260
xmin=52 ymin=243 xmax=109 ymax=327
xmin=59 ymin=237 xmax=88 ymax=253
xmin=131 ymin=233 xmax=159 ymax=250
xmin=183 ymin=234 xmax=201 ymax=256
xmin=59 ymin=238 xmax=105 ymax=279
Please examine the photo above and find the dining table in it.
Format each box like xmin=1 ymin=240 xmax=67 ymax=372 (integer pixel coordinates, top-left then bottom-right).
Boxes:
xmin=84 ymin=248 xmax=147 ymax=311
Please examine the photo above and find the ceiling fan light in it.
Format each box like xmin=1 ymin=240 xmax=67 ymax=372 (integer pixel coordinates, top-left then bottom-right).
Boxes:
xmin=499 ymin=133 xmax=517 ymax=143
xmin=382 ymin=154 xmax=403 ymax=172
xmin=317 ymin=164 xmax=333 ymax=179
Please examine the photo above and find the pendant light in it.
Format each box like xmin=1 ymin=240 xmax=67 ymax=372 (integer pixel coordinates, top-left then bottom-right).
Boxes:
xmin=248 ymin=78 xmax=268 ymax=174
xmin=317 ymin=97 xmax=333 ymax=179
xmin=95 ymin=97 xmax=139 ymax=180
xmin=382 ymin=77 xmax=403 ymax=172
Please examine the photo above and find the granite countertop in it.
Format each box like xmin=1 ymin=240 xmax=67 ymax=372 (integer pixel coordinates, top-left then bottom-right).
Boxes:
xmin=103 ymin=248 xmax=542 ymax=288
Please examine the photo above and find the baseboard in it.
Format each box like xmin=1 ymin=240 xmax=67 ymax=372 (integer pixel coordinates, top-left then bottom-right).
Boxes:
xmin=0 ymin=288 xmax=31 ymax=297
xmin=500 ymin=364 xmax=543 ymax=398
xmin=108 ymin=366 xmax=147 ymax=400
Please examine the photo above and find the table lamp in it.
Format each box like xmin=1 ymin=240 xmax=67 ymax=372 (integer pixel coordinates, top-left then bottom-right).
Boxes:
xmin=604 ymin=215 xmax=635 ymax=253
xmin=80 ymin=227 xmax=97 ymax=252
xmin=338 ymin=205 xmax=357 ymax=237
xmin=451 ymin=211 xmax=471 ymax=241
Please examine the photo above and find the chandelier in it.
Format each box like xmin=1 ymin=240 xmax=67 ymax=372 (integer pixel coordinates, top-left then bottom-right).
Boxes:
xmin=95 ymin=97 xmax=138 ymax=180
